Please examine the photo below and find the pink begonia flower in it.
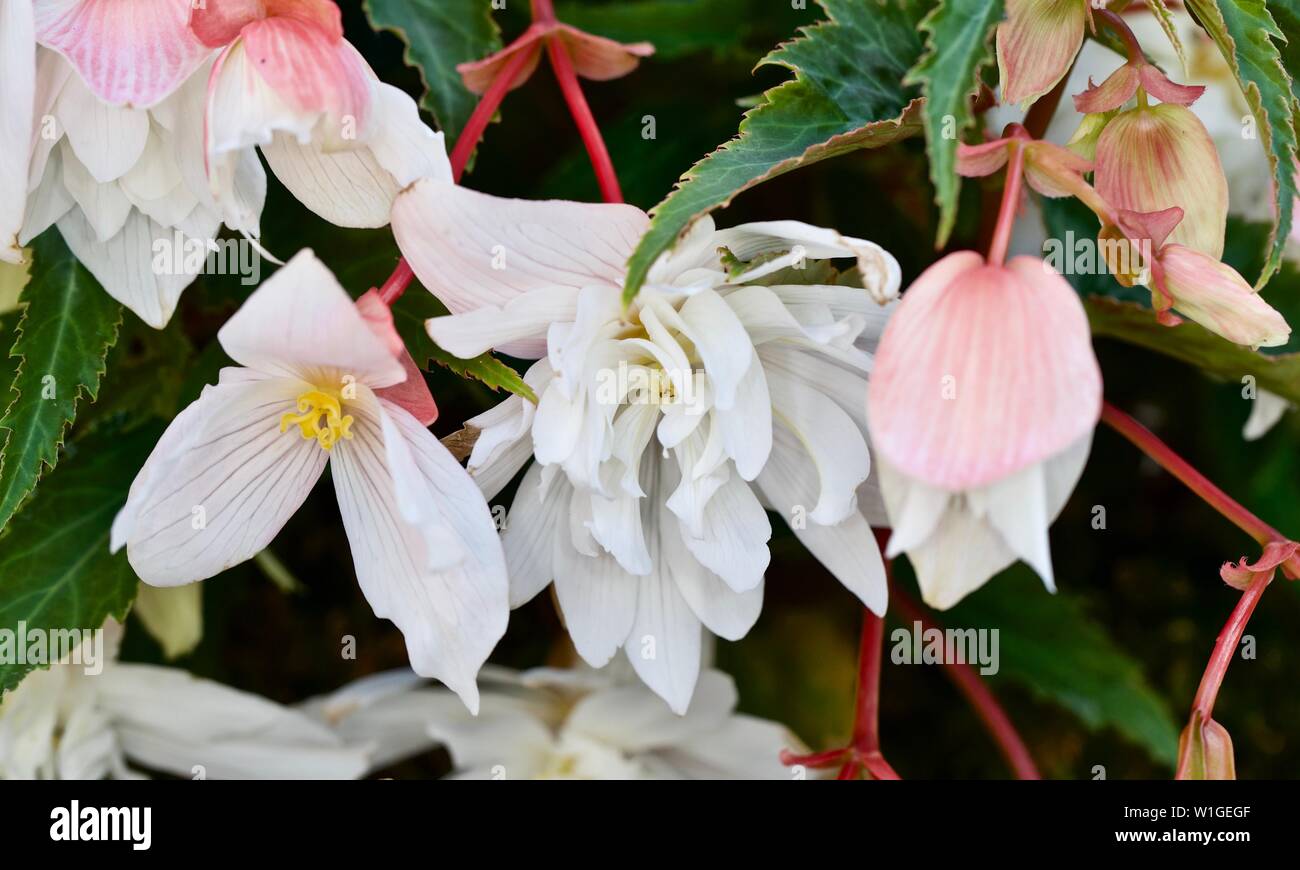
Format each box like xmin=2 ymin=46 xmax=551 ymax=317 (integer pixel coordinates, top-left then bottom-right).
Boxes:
xmin=867 ymin=251 xmax=1102 ymax=609
xmin=457 ymin=18 xmax=654 ymax=95
xmin=1072 ymin=56 xmax=1204 ymax=115
xmin=193 ymin=0 xmax=450 ymax=230
xmin=110 ymin=251 xmax=507 ymax=711
xmin=0 ymin=620 xmax=368 ymax=780
xmin=2 ymin=0 xmax=266 ymax=326
xmin=1094 ymin=102 xmax=1229 ymax=259
xmin=1113 ymin=207 xmax=1290 ymax=349
xmin=391 ymin=179 xmax=900 ymax=713
xmin=996 ymin=0 xmax=1089 ymax=109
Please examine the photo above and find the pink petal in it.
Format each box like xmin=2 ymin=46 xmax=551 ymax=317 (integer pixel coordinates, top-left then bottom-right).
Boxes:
xmin=1138 ymin=64 xmax=1205 ymax=107
xmin=867 ymin=252 xmax=1102 ymax=491
xmin=35 ymin=0 xmax=212 ymax=108
xmin=556 ymin=23 xmax=654 ymax=82
xmin=457 ymin=26 xmax=546 ymax=95
xmin=356 ymin=290 xmax=439 ymax=427
xmin=956 ymin=139 xmax=1011 ymax=178
xmin=1072 ymin=65 xmax=1139 ymax=115
xmin=1115 ymin=206 xmax=1184 ymax=251
xmin=1220 ymin=541 xmax=1298 ymax=590
xmin=241 ymin=16 xmax=373 ymax=128
xmin=190 ymin=0 xmax=268 ymax=47
xmin=1157 ymin=245 xmax=1292 ymax=348
xmin=997 ymin=0 xmax=1088 ymax=108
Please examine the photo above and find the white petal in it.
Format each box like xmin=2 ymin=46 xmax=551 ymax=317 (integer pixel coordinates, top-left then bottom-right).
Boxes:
xmin=624 ymin=558 xmax=703 ymax=715
xmin=553 ymin=511 xmax=640 ymax=667
xmin=217 ymin=249 xmax=406 ymax=387
xmin=566 ymin=669 xmax=737 ymax=752
xmin=391 ymin=177 xmax=647 ymax=313
xmin=19 ymin=145 xmax=75 ymax=245
xmin=676 ymin=288 xmax=754 ymax=409
xmin=0 ymin=0 xmax=35 ymax=262
xmin=426 ymin=286 xmax=580 ymax=360
xmin=765 ymin=367 xmax=871 ymax=525
xmin=59 ymin=140 xmax=132 ymax=241
xmin=54 ymin=73 xmax=149 ymax=183
xmin=715 ymin=219 xmax=902 ymax=302
xmin=331 ymin=395 xmax=509 ymax=713
xmin=112 ymin=375 xmax=328 ymax=585
xmin=261 ymin=131 xmax=398 ymax=229
xmin=366 ymin=83 xmax=452 ymax=188
xmin=100 ymin=665 xmax=367 ymax=780
xmin=1243 ymin=389 xmax=1289 ymax=441
xmin=501 ymin=462 xmax=562 ymax=608
xmin=717 ymin=347 xmax=771 ymax=480
xmin=676 ymin=468 xmax=770 ymax=593
xmin=756 ymin=423 xmax=887 ymax=613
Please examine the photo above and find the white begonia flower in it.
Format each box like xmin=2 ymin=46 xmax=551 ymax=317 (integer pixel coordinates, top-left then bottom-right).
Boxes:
xmin=110 ymin=250 xmax=509 ymax=712
xmin=0 ymin=621 xmax=367 ymax=780
xmin=391 ymin=179 xmax=901 ymax=713
xmin=305 ymin=664 xmax=809 ymax=780
xmin=4 ymin=0 xmax=269 ymax=327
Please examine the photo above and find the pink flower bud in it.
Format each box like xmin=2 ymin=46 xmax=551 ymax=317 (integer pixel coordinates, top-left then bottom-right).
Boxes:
xmin=1095 ymin=103 xmax=1228 ymax=259
xmin=1176 ymin=714 xmax=1236 ymax=780
xmin=1156 ymin=245 xmax=1291 ymax=349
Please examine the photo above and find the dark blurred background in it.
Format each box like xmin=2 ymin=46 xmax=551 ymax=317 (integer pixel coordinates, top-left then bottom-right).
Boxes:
xmin=112 ymin=0 xmax=1300 ymax=779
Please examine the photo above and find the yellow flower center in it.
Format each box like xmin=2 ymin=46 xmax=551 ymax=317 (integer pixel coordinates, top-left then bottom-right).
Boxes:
xmin=280 ymin=390 xmax=354 ymax=451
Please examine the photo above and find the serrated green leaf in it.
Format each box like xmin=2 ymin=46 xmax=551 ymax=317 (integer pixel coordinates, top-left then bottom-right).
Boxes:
xmin=0 ymin=232 xmax=121 ymax=534
xmin=363 ymin=0 xmax=502 ymax=145
xmin=946 ymin=568 xmax=1180 ymax=766
xmin=0 ymin=422 xmax=162 ymax=697
xmin=391 ymin=289 xmax=536 ymax=402
xmin=904 ymin=0 xmax=1003 ymax=247
xmin=621 ymin=0 xmax=927 ymax=302
xmin=1186 ymin=0 xmax=1297 ymax=287
xmin=1269 ymin=0 xmax=1300 ymax=100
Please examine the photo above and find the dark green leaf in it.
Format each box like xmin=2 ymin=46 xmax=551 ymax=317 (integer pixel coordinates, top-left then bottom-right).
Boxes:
xmin=363 ymin=0 xmax=503 ymax=145
xmin=946 ymin=568 xmax=1180 ymax=766
xmin=621 ymin=0 xmax=927 ymax=302
xmin=0 ymin=422 xmax=162 ymax=697
xmin=0 ymin=232 xmax=121 ymax=534
xmin=904 ymin=0 xmax=1004 ymax=246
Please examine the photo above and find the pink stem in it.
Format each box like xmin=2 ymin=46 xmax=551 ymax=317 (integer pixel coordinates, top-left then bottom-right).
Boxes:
xmin=986 ymin=141 xmax=1025 ymax=267
xmin=1100 ymin=401 xmax=1300 ymax=577
xmin=1095 ymin=9 xmax=1144 ymax=63
xmin=891 ymin=588 xmax=1041 ymax=780
xmin=376 ymin=258 xmax=414 ymax=306
xmin=1190 ymin=571 xmax=1271 ymax=721
xmin=545 ymin=37 xmax=624 ymax=203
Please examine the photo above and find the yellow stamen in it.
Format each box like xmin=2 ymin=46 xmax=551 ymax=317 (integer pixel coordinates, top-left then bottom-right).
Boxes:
xmin=280 ymin=390 xmax=354 ymax=451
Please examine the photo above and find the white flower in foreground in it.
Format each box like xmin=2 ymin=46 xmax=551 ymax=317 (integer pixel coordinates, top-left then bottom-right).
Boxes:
xmin=305 ymin=665 xmax=807 ymax=779
xmin=5 ymin=0 xmax=268 ymax=326
xmin=0 ymin=622 xmax=366 ymax=780
xmin=110 ymin=250 xmax=508 ymax=710
xmin=193 ymin=0 xmax=449 ymax=230
xmin=391 ymin=180 xmax=900 ymax=712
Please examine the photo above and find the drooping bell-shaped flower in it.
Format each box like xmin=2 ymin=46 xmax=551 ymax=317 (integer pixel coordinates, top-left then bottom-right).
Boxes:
xmin=1113 ymin=207 xmax=1290 ymax=349
xmin=1094 ymin=101 xmax=1229 ymax=259
xmin=867 ymin=251 xmax=1102 ymax=609
xmin=193 ymin=0 xmax=450 ymax=230
xmin=996 ymin=0 xmax=1089 ymax=108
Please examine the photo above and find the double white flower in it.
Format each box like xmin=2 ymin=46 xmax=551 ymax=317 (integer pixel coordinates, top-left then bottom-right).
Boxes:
xmin=0 ymin=621 xmax=367 ymax=780
xmin=307 ymin=664 xmax=806 ymax=779
xmin=110 ymin=251 xmax=508 ymax=710
xmin=392 ymin=180 xmax=901 ymax=712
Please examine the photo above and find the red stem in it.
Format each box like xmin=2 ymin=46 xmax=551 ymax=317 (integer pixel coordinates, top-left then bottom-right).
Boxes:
xmin=1190 ymin=571 xmax=1271 ymax=721
xmin=448 ymin=47 xmax=537 ymax=183
xmin=546 ymin=38 xmax=624 ymax=203
xmin=376 ymin=257 xmax=414 ymax=306
xmin=891 ymin=588 xmax=1041 ymax=780
xmin=986 ymin=141 xmax=1025 ymax=267
xmin=850 ymin=609 xmax=887 ymax=752
xmin=1095 ymin=9 xmax=1144 ymax=63
xmin=1100 ymin=401 xmax=1299 ymax=577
